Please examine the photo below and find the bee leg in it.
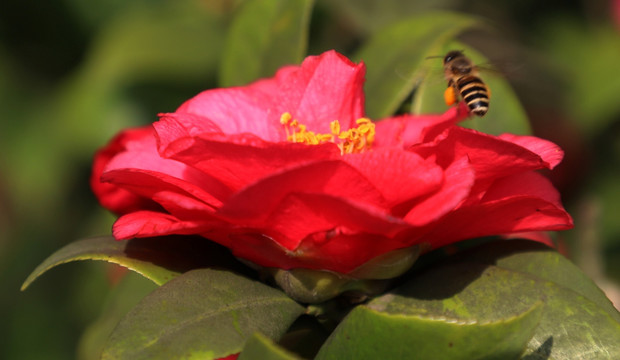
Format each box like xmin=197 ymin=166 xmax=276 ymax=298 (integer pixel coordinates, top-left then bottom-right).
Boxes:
xmin=444 ymin=86 xmax=458 ymax=106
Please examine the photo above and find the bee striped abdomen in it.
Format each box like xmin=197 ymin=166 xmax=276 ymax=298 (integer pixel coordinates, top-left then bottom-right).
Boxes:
xmin=456 ymin=76 xmax=489 ymax=116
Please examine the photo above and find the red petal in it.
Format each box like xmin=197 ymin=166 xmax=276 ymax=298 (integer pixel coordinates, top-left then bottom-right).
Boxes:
xmin=102 ymin=169 xmax=221 ymax=218
xmin=216 ymin=354 xmax=239 ymax=360
xmin=258 ymin=192 xmax=412 ymax=250
xmin=481 ymin=171 xmax=567 ymax=209
xmin=414 ymin=127 xmax=548 ymax=182
xmin=225 ymin=231 xmax=401 ymax=274
xmin=174 ymin=50 xmax=365 ymax=139
xmin=343 ymin=148 xmax=443 ymax=207
xmin=217 ymin=160 xmax=387 ymax=222
xmin=276 ymin=50 xmax=366 ymax=132
xmin=419 ymin=172 xmax=573 ymax=249
xmin=404 ymin=156 xmax=475 ymax=225
xmin=374 ymin=103 xmax=470 ymax=148
xmin=113 ymin=211 xmax=219 ymax=240
xmin=498 ymin=133 xmax=564 ymax=169
xmin=173 ymin=87 xmax=283 ymax=141
xmin=102 ymin=130 xmax=230 ymax=209
xmin=292 ymin=232 xmax=407 ymax=273
xmin=91 ymin=127 xmax=161 ymax=214
xmin=156 ymin=123 xmax=341 ymax=190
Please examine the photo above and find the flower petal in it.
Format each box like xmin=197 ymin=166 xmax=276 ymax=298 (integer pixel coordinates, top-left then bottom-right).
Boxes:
xmin=498 ymin=133 xmax=564 ymax=169
xmin=404 ymin=155 xmax=474 ymax=225
xmin=91 ymin=127 xmax=161 ymax=215
xmin=258 ymin=192 xmax=411 ymax=250
xmin=155 ymin=119 xmax=341 ymax=190
xmin=174 ymin=50 xmax=366 ymax=139
xmin=419 ymin=171 xmax=573 ymax=249
xmin=226 ymin=231 xmax=402 ymax=274
xmin=217 ymin=160 xmax=387 ymax=221
xmin=276 ymin=50 xmax=366 ymax=132
xmin=173 ymin=87 xmax=282 ymax=141
xmin=481 ymin=171 xmax=567 ymax=209
xmin=374 ymin=103 xmax=470 ymax=148
xmin=414 ymin=126 xmax=548 ymax=182
xmin=343 ymin=148 xmax=443 ymax=207
xmin=113 ymin=211 xmax=218 ymax=240
xmin=102 ymin=130 xmax=230 ymax=209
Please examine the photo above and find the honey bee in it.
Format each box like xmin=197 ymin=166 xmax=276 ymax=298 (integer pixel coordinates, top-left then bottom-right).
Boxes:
xmin=442 ymin=50 xmax=490 ymax=117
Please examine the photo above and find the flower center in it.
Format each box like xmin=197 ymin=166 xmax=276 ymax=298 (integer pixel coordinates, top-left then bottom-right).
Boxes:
xmin=280 ymin=112 xmax=375 ymax=154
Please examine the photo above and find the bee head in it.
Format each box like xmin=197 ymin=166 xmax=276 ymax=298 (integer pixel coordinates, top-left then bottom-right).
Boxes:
xmin=443 ymin=50 xmax=464 ymax=64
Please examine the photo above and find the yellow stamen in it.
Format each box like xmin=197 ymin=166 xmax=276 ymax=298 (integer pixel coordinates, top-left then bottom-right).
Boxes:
xmin=280 ymin=112 xmax=292 ymax=125
xmin=280 ymin=113 xmax=375 ymax=154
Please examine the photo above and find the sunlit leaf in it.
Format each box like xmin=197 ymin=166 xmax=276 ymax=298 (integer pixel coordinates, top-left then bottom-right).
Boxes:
xmin=315 ymin=299 xmax=542 ymax=360
xmin=353 ymin=12 xmax=482 ymax=119
xmin=102 ymin=269 xmax=305 ymax=360
xmin=238 ymin=333 xmax=302 ymax=360
xmin=455 ymin=240 xmax=620 ymax=324
xmin=219 ymin=0 xmax=314 ymax=87
xmin=342 ymin=240 xmax=620 ymax=359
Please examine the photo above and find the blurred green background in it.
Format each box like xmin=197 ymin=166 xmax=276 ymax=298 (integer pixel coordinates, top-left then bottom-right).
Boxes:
xmin=2 ymin=0 xmax=620 ymax=359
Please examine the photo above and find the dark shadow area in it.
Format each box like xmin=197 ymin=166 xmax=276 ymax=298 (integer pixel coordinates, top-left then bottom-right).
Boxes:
xmin=392 ymin=239 xmax=552 ymax=299
xmin=279 ymin=315 xmax=331 ymax=359
xmin=393 ymin=261 xmax=489 ymax=300
xmin=522 ymin=336 xmax=554 ymax=360
xmin=123 ymin=235 xmax=255 ymax=279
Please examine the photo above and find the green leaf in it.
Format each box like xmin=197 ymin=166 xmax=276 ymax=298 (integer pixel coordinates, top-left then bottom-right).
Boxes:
xmin=541 ymin=20 xmax=620 ymax=136
xmin=353 ymin=12 xmax=482 ymax=119
xmin=219 ymin=0 xmax=314 ymax=87
xmin=55 ymin=0 xmax=229 ymax=153
xmin=323 ymin=0 xmax=460 ymax=36
xmin=315 ymin=300 xmax=543 ymax=360
xmin=454 ymin=239 xmax=620 ymax=324
xmin=77 ymin=272 xmax=158 ymax=360
xmin=22 ymin=235 xmax=247 ymax=290
xmin=239 ymin=333 xmax=302 ymax=360
xmin=102 ymin=269 xmax=305 ymax=360
xmin=411 ymin=42 xmax=531 ymax=135
xmin=337 ymin=240 xmax=620 ymax=359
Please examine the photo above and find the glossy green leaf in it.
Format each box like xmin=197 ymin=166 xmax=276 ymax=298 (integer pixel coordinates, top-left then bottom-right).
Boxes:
xmin=454 ymin=240 xmax=620 ymax=324
xmin=239 ymin=333 xmax=302 ymax=360
xmin=353 ymin=12 xmax=482 ymax=119
xmin=219 ymin=0 xmax=314 ymax=87
xmin=411 ymin=41 xmax=531 ymax=135
xmin=345 ymin=241 xmax=620 ymax=359
xmin=77 ymin=272 xmax=158 ymax=360
xmin=102 ymin=269 xmax=305 ymax=360
xmin=316 ymin=300 xmax=543 ymax=360
xmin=22 ymin=235 xmax=247 ymax=290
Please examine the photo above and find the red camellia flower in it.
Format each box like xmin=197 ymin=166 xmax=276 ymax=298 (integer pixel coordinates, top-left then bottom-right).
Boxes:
xmin=91 ymin=50 xmax=573 ymax=276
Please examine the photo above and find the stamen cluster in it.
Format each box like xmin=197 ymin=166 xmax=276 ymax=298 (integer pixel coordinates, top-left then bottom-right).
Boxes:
xmin=280 ymin=112 xmax=375 ymax=154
